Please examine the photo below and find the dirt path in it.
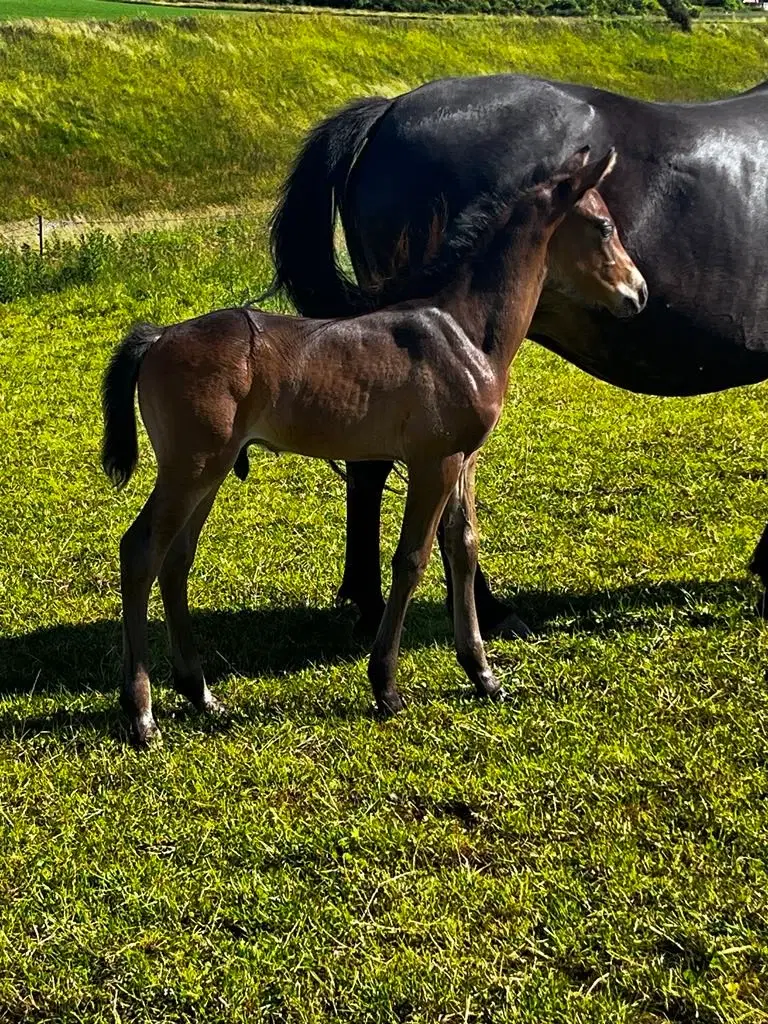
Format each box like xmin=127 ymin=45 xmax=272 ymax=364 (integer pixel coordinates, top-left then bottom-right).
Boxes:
xmin=0 ymin=202 xmax=268 ymax=248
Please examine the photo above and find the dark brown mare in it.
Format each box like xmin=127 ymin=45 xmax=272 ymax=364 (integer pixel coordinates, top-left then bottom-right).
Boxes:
xmin=269 ymin=76 xmax=768 ymax=636
xmin=102 ymin=148 xmax=644 ymax=747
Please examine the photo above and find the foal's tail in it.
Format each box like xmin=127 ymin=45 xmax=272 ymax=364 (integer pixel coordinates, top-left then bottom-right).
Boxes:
xmin=268 ymin=96 xmax=391 ymax=317
xmin=101 ymin=323 xmax=163 ymax=489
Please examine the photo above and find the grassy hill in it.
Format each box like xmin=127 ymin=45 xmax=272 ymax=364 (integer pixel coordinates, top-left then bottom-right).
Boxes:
xmin=0 ymin=15 xmax=766 ymax=220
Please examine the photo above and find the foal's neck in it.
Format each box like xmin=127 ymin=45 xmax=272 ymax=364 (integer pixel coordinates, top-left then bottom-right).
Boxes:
xmin=436 ymin=211 xmax=550 ymax=380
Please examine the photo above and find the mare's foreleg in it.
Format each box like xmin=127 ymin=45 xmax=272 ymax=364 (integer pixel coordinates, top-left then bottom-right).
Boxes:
xmin=338 ymin=460 xmax=393 ymax=635
xmin=368 ymin=455 xmax=462 ymax=715
xmin=749 ymin=522 xmax=768 ymax=616
xmin=119 ymin=475 xmax=211 ymax=748
xmin=158 ymin=485 xmax=224 ymax=715
xmin=442 ymin=455 xmax=503 ymax=700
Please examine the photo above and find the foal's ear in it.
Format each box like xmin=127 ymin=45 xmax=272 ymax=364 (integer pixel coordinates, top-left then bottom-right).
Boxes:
xmin=550 ymin=147 xmax=617 ymax=212
xmin=580 ymin=147 xmax=617 ymax=192
xmin=557 ymin=145 xmax=592 ymax=178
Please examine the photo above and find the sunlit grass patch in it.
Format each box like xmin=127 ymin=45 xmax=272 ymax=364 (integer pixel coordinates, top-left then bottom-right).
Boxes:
xmin=0 ymin=15 xmax=765 ymax=220
xmin=1 ymin=220 xmax=767 ymax=1020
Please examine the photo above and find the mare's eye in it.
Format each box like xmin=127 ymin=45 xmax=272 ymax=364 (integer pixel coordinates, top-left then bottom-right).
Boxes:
xmin=600 ymin=220 xmax=614 ymax=239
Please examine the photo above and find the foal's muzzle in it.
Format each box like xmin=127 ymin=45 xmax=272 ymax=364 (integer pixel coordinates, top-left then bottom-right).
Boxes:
xmin=614 ymin=275 xmax=648 ymax=318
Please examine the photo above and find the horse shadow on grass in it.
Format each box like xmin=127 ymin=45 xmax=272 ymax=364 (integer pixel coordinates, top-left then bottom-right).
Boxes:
xmin=0 ymin=576 xmax=758 ymax=743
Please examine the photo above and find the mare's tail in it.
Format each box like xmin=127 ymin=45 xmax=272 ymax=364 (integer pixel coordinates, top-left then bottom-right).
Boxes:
xmin=101 ymin=323 xmax=163 ymax=489
xmin=269 ymin=96 xmax=391 ymax=318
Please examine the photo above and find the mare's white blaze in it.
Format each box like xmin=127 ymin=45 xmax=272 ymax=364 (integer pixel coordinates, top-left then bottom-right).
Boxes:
xmin=616 ymin=277 xmax=644 ymax=304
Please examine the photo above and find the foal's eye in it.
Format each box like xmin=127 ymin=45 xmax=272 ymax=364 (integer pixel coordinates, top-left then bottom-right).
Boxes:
xmin=600 ymin=221 xmax=614 ymax=239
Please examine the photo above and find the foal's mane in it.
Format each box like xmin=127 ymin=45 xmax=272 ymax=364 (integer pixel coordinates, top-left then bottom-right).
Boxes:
xmin=355 ymin=164 xmax=551 ymax=314
xmin=360 ymin=184 xmax=528 ymax=311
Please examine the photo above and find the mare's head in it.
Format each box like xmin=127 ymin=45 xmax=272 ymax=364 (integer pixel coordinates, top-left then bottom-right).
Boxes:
xmin=533 ymin=147 xmax=647 ymax=319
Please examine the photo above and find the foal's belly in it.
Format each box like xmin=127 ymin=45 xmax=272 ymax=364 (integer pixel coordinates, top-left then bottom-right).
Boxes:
xmin=247 ymin=378 xmax=493 ymax=463
xmin=248 ymin=405 xmax=426 ymax=463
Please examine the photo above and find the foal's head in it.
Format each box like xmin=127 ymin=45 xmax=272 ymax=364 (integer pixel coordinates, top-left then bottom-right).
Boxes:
xmin=545 ymin=152 xmax=647 ymax=319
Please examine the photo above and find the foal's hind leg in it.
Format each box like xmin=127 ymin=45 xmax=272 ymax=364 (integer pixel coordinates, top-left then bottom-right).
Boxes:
xmin=368 ymin=455 xmax=462 ymax=715
xmin=436 ymin=527 xmax=531 ymax=641
xmin=442 ymin=455 xmax=503 ymax=701
xmin=120 ymin=477 xmax=210 ymax=747
xmin=158 ymin=484 xmax=224 ymax=715
xmin=337 ymin=460 xmax=393 ymax=636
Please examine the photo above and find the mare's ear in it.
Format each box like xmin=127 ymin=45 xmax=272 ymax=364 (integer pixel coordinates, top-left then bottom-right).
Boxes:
xmin=550 ymin=147 xmax=617 ymax=212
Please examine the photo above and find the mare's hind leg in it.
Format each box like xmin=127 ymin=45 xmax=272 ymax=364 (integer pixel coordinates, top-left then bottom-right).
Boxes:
xmin=442 ymin=455 xmax=503 ymax=700
xmin=368 ymin=455 xmax=462 ymax=715
xmin=120 ymin=476 xmax=210 ymax=748
xmin=338 ymin=460 xmax=393 ymax=635
xmin=750 ymin=522 xmax=768 ymax=616
xmin=158 ymin=484 xmax=224 ymax=715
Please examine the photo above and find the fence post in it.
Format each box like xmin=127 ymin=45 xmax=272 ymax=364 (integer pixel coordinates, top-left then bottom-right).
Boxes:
xmin=37 ymin=214 xmax=43 ymax=256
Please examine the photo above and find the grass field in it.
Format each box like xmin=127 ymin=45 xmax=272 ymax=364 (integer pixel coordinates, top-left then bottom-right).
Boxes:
xmin=0 ymin=16 xmax=766 ymax=220
xmin=1 ymin=11 xmax=768 ymax=1023
xmin=1 ymin=219 xmax=768 ymax=1022
xmin=0 ymin=0 xmax=249 ymax=19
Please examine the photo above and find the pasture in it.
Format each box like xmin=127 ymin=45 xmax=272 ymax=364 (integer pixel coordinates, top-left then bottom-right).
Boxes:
xmin=1 ymin=12 xmax=768 ymax=1024
xmin=2 ymin=222 xmax=768 ymax=1022
xmin=0 ymin=0 xmax=239 ymax=18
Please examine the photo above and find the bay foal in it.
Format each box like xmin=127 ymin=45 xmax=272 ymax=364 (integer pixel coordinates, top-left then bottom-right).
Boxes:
xmin=103 ymin=147 xmax=644 ymax=746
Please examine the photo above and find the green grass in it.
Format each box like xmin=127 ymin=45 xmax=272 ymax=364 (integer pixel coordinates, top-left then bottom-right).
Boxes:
xmin=1 ymin=221 xmax=768 ymax=1022
xmin=1 ymin=12 xmax=768 ymax=1021
xmin=0 ymin=0 xmax=250 ymax=18
xmin=0 ymin=15 xmax=766 ymax=220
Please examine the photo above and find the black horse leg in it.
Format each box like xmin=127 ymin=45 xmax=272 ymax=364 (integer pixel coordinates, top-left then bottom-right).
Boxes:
xmin=749 ymin=521 xmax=768 ymax=617
xmin=436 ymin=522 xmax=531 ymax=639
xmin=337 ymin=460 xmax=393 ymax=635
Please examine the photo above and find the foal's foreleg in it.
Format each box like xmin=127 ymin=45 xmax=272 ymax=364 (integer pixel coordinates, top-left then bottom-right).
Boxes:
xmin=437 ymin=526 xmax=531 ymax=641
xmin=368 ymin=455 xmax=462 ymax=715
xmin=442 ymin=455 xmax=503 ymax=700
xmin=158 ymin=485 xmax=223 ymax=715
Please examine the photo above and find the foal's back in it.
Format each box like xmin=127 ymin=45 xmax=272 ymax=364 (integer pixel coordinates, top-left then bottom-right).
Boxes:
xmin=139 ymin=305 xmax=498 ymax=465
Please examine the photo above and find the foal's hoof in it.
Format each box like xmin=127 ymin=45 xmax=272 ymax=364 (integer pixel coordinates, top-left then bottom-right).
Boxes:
xmin=132 ymin=716 xmax=162 ymax=750
xmin=375 ymin=689 xmax=406 ymax=718
xmin=484 ymin=611 xmax=532 ymax=641
xmin=475 ymin=673 xmax=507 ymax=703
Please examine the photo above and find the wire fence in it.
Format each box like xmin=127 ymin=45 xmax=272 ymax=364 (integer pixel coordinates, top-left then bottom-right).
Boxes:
xmin=0 ymin=206 xmax=259 ymax=253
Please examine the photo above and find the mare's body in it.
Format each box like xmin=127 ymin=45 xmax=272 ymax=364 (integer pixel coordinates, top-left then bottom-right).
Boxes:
xmin=270 ymin=75 xmax=768 ymax=629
